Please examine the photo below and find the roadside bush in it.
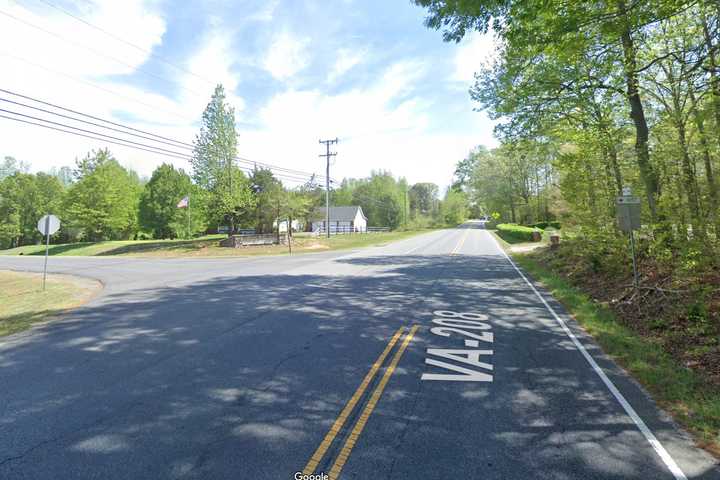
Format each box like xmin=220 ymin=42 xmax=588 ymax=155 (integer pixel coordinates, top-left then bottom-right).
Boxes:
xmin=529 ymin=221 xmax=561 ymax=230
xmin=497 ymin=223 xmax=540 ymax=242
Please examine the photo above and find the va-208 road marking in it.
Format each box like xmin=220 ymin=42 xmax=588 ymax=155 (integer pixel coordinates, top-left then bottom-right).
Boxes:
xmin=421 ymin=310 xmax=494 ymax=382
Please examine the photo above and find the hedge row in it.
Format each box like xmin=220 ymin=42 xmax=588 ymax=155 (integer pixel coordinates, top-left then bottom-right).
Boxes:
xmin=496 ymin=223 xmax=541 ymax=242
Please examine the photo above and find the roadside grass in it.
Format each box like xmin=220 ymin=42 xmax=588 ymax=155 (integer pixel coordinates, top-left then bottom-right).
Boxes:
xmin=489 ymin=229 xmax=550 ymax=252
xmin=0 ymin=230 xmax=431 ymax=258
xmin=0 ymin=270 xmax=101 ymax=337
xmin=514 ymin=253 xmax=720 ymax=456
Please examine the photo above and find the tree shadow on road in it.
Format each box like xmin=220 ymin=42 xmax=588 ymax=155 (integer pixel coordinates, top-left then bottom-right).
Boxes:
xmin=0 ymin=253 xmax=717 ymax=479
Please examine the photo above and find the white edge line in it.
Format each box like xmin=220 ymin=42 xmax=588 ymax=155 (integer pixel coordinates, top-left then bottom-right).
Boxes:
xmin=485 ymin=230 xmax=687 ymax=480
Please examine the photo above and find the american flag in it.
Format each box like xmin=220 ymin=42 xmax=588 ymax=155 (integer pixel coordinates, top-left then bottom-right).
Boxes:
xmin=176 ymin=195 xmax=189 ymax=208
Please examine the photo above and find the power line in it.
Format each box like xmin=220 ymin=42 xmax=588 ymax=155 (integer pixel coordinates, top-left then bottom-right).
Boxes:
xmin=0 ymin=112 xmax=321 ymax=185
xmin=0 ymin=88 xmax=330 ymax=182
xmin=0 ymin=112 xmax=190 ymax=161
xmin=0 ymin=96 xmax=191 ymax=151
xmin=0 ymin=51 xmax=193 ymax=122
xmin=0 ymin=88 xmax=189 ymax=147
xmin=0 ymin=107 xmax=192 ymax=158
xmin=0 ymin=7 xmax=208 ymax=99
xmin=31 ymin=0 xmax=217 ymax=87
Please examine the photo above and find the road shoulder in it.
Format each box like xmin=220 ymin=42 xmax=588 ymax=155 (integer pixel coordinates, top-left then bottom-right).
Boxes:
xmin=0 ymin=270 xmax=103 ymax=338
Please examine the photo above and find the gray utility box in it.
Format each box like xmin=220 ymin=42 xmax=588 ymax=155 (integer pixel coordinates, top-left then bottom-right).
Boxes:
xmin=616 ymin=196 xmax=641 ymax=232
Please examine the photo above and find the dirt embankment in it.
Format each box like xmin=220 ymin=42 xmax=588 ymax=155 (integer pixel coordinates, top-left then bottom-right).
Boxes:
xmin=528 ymin=247 xmax=720 ymax=385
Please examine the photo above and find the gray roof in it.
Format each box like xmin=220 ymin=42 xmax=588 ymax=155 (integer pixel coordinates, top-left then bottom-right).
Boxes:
xmin=311 ymin=206 xmax=367 ymax=222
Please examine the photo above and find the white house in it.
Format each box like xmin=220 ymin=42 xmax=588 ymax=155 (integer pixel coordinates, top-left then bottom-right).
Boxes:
xmin=311 ymin=206 xmax=367 ymax=233
xmin=273 ymin=218 xmax=302 ymax=233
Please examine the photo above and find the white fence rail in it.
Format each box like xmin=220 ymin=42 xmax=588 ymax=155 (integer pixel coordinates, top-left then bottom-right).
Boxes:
xmin=312 ymin=226 xmax=389 ymax=235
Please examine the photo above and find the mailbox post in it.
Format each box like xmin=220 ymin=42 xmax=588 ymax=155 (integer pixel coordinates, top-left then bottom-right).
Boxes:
xmin=616 ymin=187 xmax=641 ymax=287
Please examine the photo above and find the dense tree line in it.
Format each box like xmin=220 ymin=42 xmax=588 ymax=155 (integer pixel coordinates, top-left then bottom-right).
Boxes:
xmin=330 ymin=171 xmax=466 ymax=229
xmin=0 ymin=85 xmax=465 ymax=249
xmin=417 ymin=0 xmax=720 ymax=266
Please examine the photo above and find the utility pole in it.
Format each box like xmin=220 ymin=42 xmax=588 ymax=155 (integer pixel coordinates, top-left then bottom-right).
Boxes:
xmin=227 ymin=150 xmax=234 ymax=235
xmin=319 ymin=138 xmax=338 ymax=239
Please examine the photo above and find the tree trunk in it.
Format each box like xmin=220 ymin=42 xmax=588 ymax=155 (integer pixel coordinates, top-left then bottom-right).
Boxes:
xmin=675 ymin=120 xmax=704 ymax=237
xmin=689 ymin=87 xmax=719 ymax=230
xmin=617 ymin=0 xmax=659 ymax=220
xmin=703 ymin=14 xmax=720 ymax=147
xmin=607 ymin=141 xmax=623 ymax=196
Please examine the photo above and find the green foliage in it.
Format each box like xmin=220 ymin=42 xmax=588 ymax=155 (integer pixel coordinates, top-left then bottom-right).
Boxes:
xmin=496 ymin=223 xmax=539 ymax=242
xmin=279 ymin=189 xmax=313 ymax=236
xmin=439 ymin=189 xmax=468 ymax=226
xmin=419 ymin=0 xmax=720 ymax=271
xmin=514 ymin=253 xmax=720 ymax=454
xmin=249 ymin=167 xmax=283 ymax=233
xmin=0 ymin=172 xmax=64 ymax=248
xmin=0 ymin=156 xmax=30 ymax=180
xmin=64 ymin=152 xmax=141 ymax=241
xmin=531 ymin=221 xmax=561 ymax=230
xmin=191 ymin=84 xmax=253 ymax=233
xmin=331 ymin=171 xmax=407 ymax=229
xmin=139 ymin=164 xmax=206 ymax=239
xmin=408 ymin=182 xmax=439 ymax=218
xmin=48 ymin=166 xmax=74 ymax=187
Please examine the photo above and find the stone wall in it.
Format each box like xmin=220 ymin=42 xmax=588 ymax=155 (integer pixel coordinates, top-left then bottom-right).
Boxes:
xmin=219 ymin=233 xmax=286 ymax=248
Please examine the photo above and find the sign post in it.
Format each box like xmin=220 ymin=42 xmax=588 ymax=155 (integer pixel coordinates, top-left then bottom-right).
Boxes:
xmin=287 ymin=219 xmax=292 ymax=254
xmin=616 ymin=187 xmax=641 ymax=288
xmin=37 ymin=214 xmax=60 ymax=291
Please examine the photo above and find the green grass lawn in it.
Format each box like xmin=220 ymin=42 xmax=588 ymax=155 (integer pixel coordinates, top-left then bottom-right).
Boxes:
xmin=0 ymin=230 xmax=431 ymax=258
xmin=0 ymin=270 xmax=101 ymax=337
xmin=513 ymin=253 xmax=720 ymax=456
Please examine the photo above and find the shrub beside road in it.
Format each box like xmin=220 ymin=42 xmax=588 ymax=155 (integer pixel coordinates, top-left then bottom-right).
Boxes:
xmin=495 ymin=223 xmax=542 ymax=243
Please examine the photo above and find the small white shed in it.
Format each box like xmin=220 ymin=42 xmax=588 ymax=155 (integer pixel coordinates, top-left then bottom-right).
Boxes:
xmin=311 ymin=206 xmax=368 ymax=233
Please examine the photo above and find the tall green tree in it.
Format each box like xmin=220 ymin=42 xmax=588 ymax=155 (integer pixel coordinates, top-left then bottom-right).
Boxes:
xmin=139 ymin=164 xmax=205 ymax=239
xmin=414 ymin=0 xmax=700 ymax=222
xmin=408 ymin=182 xmax=439 ymax=217
xmin=191 ymin=84 xmax=254 ymax=234
xmin=249 ymin=167 xmax=283 ymax=233
xmin=351 ymin=171 xmax=405 ymax=229
xmin=439 ymin=189 xmax=469 ymax=226
xmin=65 ymin=151 xmax=141 ymax=241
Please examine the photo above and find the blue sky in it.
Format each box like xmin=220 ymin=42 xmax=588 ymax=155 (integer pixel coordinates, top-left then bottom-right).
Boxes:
xmin=0 ymin=0 xmax=497 ymax=189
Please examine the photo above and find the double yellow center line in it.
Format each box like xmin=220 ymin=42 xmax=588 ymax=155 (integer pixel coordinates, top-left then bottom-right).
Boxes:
xmin=450 ymin=228 xmax=470 ymax=255
xmin=303 ymin=325 xmax=419 ymax=479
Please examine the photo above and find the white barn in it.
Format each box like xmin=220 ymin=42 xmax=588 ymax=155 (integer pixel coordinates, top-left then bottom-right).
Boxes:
xmin=311 ymin=206 xmax=368 ymax=233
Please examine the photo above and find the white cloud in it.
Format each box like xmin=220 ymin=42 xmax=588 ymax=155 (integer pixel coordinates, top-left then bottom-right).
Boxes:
xmin=327 ymin=48 xmax=364 ymax=83
xmin=0 ymin=1 xmax=496 ymax=192
xmin=0 ymin=0 xmax=246 ymax=177
xmin=239 ymin=60 xmax=495 ymax=189
xmin=263 ymin=31 xmax=310 ymax=80
xmin=246 ymin=0 xmax=279 ymax=22
xmin=452 ymin=30 xmax=498 ymax=84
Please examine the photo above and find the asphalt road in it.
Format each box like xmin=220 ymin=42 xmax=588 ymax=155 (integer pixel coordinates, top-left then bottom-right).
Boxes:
xmin=1 ymin=223 xmax=718 ymax=479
